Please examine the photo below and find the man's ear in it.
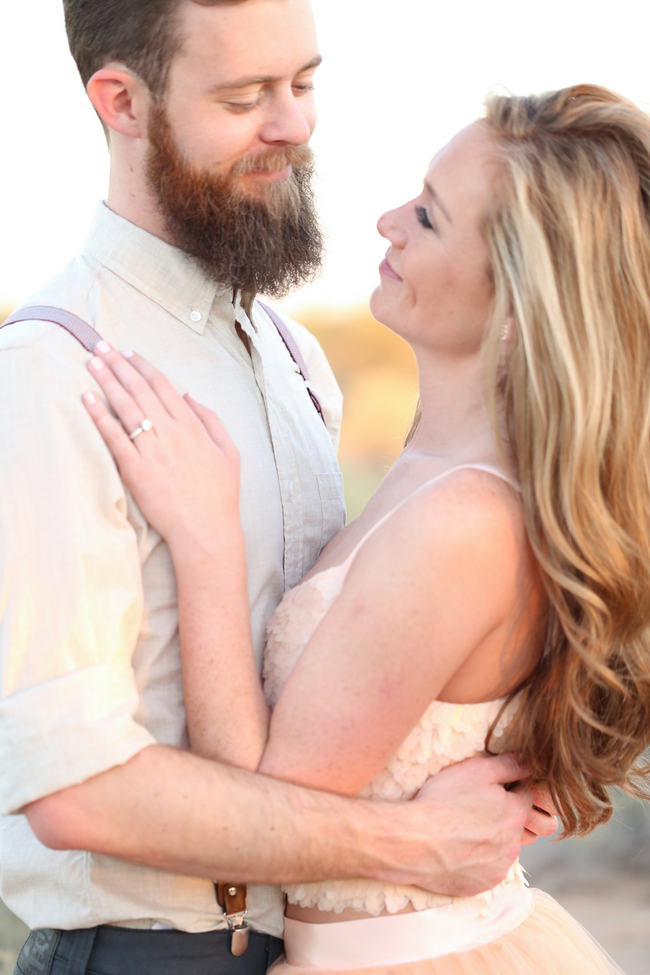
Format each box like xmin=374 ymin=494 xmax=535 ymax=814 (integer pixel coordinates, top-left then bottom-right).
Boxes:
xmin=87 ymin=66 xmax=149 ymax=138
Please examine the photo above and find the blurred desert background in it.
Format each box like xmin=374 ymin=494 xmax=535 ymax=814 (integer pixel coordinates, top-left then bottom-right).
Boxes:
xmin=1 ymin=303 xmax=649 ymax=972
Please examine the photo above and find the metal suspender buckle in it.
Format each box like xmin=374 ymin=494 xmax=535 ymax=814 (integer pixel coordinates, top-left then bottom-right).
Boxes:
xmin=215 ymin=882 xmax=250 ymax=956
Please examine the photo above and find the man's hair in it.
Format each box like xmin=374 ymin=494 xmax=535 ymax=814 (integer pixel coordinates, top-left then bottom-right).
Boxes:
xmin=63 ymin=0 xmax=250 ymax=97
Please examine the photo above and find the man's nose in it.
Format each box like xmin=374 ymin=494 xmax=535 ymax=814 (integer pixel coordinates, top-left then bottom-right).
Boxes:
xmin=259 ymin=91 xmax=313 ymax=146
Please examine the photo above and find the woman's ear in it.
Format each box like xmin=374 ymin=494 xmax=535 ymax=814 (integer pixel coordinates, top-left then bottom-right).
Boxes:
xmin=87 ymin=66 xmax=148 ymax=139
xmin=500 ymin=314 xmax=515 ymax=343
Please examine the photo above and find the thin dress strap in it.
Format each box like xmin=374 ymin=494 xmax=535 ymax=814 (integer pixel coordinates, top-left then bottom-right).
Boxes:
xmin=336 ymin=463 xmax=517 ymax=575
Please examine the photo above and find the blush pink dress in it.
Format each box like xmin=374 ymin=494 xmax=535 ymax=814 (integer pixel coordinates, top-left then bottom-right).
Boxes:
xmin=262 ymin=466 xmax=624 ymax=974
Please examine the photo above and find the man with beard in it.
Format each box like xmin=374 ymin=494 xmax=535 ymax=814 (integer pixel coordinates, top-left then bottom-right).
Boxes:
xmin=0 ymin=2 xmax=551 ymax=974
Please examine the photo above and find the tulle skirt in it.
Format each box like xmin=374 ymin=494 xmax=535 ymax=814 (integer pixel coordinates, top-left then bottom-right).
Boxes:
xmin=270 ymin=890 xmax=623 ymax=975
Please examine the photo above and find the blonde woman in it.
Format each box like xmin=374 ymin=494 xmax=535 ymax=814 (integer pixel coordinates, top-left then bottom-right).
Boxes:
xmin=84 ymin=85 xmax=649 ymax=973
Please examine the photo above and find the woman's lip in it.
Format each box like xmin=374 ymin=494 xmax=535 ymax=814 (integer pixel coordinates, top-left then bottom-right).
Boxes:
xmin=379 ymin=258 xmax=402 ymax=281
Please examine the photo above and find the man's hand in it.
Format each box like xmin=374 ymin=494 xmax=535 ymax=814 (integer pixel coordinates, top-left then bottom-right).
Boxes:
xmin=24 ymin=746 xmax=559 ymax=896
xmin=519 ymin=783 xmax=559 ymax=845
xmin=375 ymin=753 xmax=534 ymax=897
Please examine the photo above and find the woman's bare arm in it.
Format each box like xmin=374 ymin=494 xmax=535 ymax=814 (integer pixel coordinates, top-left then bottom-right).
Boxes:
xmin=84 ymin=349 xmax=528 ymax=791
xmin=258 ymin=472 xmax=531 ymax=793
xmin=81 ymin=348 xmax=554 ymax=855
xmin=84 ymin=345 xmax=270 ymax=768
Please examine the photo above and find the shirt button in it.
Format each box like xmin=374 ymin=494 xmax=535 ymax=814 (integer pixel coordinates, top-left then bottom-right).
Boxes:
xmin=189 ymin=309 xmax=202 ymax=323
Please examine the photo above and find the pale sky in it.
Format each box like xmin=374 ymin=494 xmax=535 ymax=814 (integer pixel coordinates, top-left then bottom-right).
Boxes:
xmin=1 ymin=0 xmax=649 ymax=311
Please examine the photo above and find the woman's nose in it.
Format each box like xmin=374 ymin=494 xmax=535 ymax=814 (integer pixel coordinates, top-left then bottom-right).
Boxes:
xmin=377 ymin=207 xmax=407 ymax=247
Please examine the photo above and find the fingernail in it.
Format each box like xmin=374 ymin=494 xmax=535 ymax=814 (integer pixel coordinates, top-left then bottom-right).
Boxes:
xmin=95 ymin=340 xmax=111 ymax=354
xmin=121 ymin=348 xmax=135 ymax=358
xmin=89 ymin=356 xmax=104 ymax=371
xmin=82 ymin=391 xmax=96 ymax=405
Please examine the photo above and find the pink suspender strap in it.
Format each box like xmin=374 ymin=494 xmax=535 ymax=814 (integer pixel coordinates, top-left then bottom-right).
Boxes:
xmin=0 ymin=304 xmax=103 ymax=352
xmin=1 ymin=302 xmax=326 ymax=425
xmin=257 ymin=300 xmax=325 ymax=424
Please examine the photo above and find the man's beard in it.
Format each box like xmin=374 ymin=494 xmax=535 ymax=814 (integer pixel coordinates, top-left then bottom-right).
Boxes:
xmin=145 ymin=102 xmax=323 ymax=298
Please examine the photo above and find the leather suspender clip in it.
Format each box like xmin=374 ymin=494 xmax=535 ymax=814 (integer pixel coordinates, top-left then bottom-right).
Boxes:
xmin=215 ymin=882 xmax=249 ymax=956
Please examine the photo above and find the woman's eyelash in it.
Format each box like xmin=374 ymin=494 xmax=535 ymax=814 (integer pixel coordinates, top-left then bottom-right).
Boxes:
xmin=416 ymin=206 xmax=436 ymax=231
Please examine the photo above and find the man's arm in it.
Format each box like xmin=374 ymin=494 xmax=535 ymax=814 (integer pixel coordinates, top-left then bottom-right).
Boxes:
xmin=25 ymin=745 xmax=537 ymax=898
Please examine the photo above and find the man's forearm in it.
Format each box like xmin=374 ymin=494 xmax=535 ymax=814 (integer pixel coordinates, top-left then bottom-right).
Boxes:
xmin=25 ymin=745 xmax=387 ymax=883
xmin=25 ymin=745 xmax=534 ymax=897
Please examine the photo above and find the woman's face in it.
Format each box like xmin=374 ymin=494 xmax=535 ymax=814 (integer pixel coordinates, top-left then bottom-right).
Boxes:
xmin=371 ymin=122 xmax=498 ymax=358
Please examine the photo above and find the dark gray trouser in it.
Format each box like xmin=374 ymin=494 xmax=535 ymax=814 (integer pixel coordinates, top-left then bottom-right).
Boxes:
xmin=14 ymin=926 xmax=284 ymax=975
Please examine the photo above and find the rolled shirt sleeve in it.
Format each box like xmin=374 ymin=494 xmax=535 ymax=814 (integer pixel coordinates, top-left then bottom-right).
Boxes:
xmin=0 ymin=326 xmax=155 ymax=814
xmin=0 ymin=208 xmax=340 ymax=933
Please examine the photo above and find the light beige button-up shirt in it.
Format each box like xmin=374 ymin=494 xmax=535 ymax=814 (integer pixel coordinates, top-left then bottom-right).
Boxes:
xmin=0 ymin=204 xmax=345 ymax=935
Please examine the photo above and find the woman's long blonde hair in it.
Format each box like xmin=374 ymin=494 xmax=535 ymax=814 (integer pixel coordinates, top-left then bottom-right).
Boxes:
xmin=482 ymin=85 xmax=650 ymax=834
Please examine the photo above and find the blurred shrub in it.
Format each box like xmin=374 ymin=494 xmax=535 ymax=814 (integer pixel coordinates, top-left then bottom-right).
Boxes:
xmin=298 ymin=304 xmax=419 ymax=517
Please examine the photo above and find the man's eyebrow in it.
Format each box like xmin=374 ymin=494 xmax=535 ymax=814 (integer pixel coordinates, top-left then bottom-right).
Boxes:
xmin=424 ymin=179 xmax=452 ymax=224
xmin=209 ymin=55 xmax=322 ymax=93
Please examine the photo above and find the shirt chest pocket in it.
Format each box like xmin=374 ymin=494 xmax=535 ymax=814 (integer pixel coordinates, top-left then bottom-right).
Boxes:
xmin=316 ymin=471 xmax=346 ymax=554
xmin=281 ymin=469 xmax=346 ymax=589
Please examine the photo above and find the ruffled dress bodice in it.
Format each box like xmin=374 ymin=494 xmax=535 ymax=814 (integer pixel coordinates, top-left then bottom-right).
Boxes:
xmin=263 ymin=468 xmax=624 ymax=971
xmin=263 ymin=553 xmax=526 ymax=917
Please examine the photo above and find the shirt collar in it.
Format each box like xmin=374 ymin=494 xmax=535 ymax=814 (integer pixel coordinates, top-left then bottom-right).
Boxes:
xmin=233 ymin=291 xmax=260 ymax=335
xmin=83 ymin=203 xmax=233 ymax=335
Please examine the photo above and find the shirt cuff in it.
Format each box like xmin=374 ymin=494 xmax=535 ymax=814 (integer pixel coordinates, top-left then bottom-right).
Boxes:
xmin=0 ymin=661 xmax=156 ymax=814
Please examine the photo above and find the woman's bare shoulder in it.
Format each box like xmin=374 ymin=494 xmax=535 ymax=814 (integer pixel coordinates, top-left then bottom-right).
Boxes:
xmin=342 ymin=465 xmax=533 ymax=623
xmin=371 ymin=466 xmax=524 ymax=556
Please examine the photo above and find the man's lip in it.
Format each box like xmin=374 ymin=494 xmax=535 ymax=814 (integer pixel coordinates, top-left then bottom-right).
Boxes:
xmin=379 ymin=257 xmax=402 ymax=281
xmin=242 ymin=164 xmax=292 ymax=182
